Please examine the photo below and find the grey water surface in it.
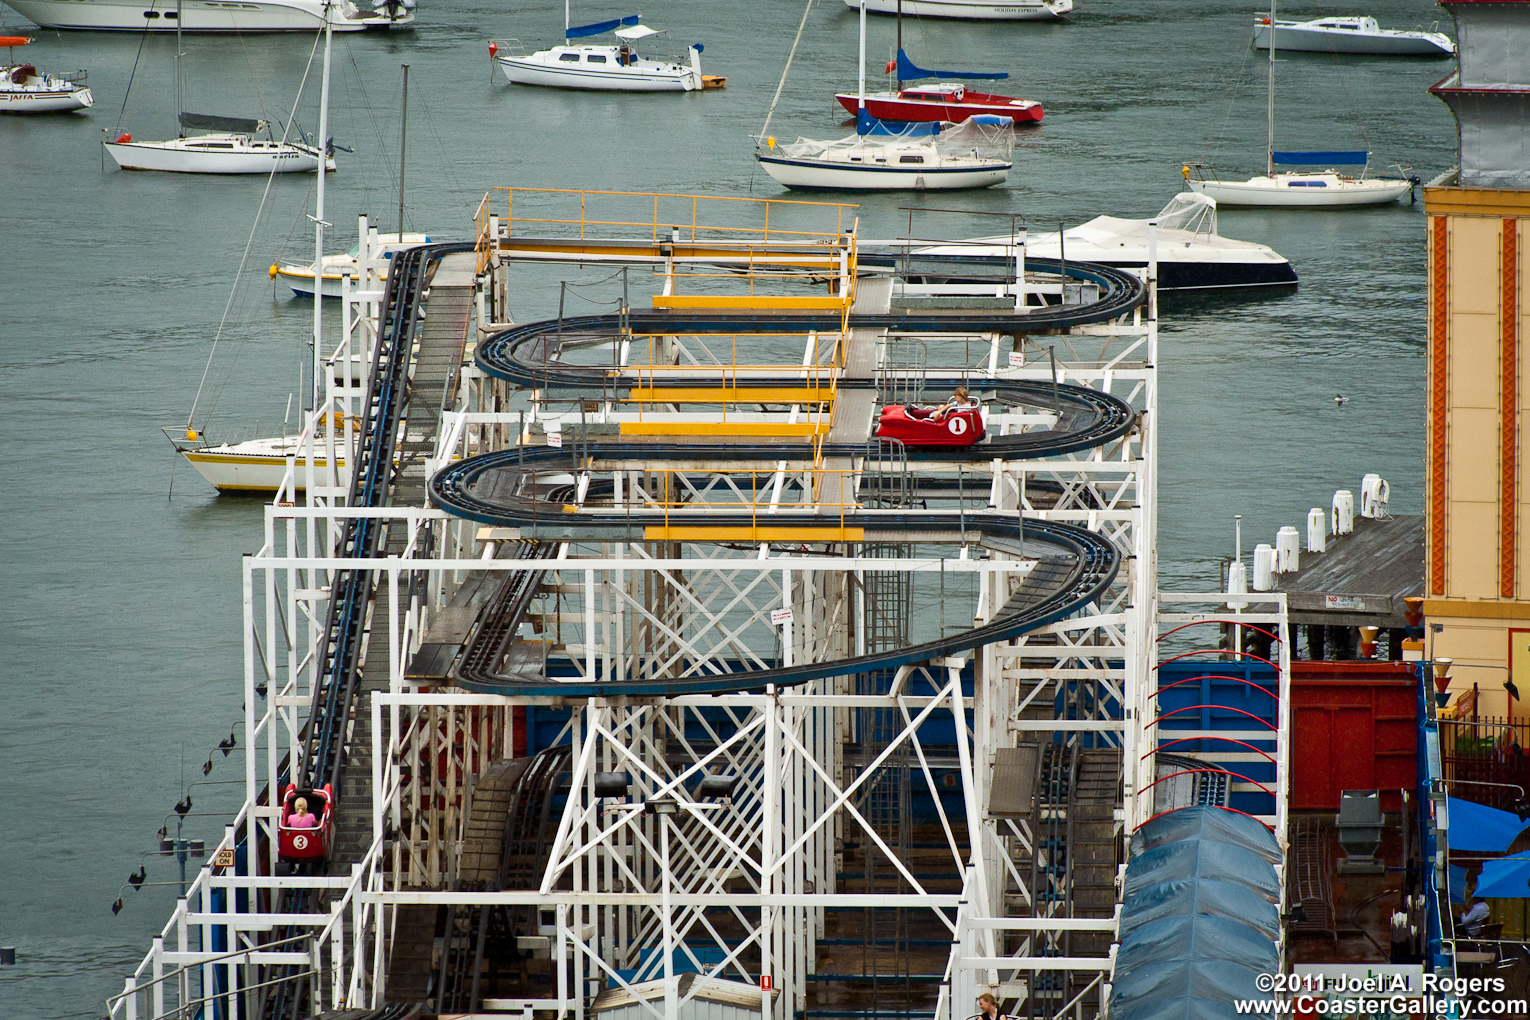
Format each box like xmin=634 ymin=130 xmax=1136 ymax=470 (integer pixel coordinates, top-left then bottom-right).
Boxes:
xmin=0 ymin=0 xmax=1452 ymax=1014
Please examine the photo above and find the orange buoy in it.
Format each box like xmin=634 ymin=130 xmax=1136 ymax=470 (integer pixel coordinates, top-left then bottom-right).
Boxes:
xmin=0 ymin=36 xmax=34 ymax=46
xmin=115 ymin=133 xmax=132 ymax=143
xmin=488 ymin=41 xmax=498 ymax=56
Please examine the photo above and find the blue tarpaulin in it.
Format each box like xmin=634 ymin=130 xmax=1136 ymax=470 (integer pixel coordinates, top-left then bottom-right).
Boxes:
xmin=895 ymin=48 xmax=1007 ymax=82
xmin=1111 ymin=808 xmax=1282 ymax=1020
xmin=1271 ymin=150 xmax=1368 ymax=166
xmin=855 ymin=108 xmax=940 ymax=137
xmin=1447 ymin=796 xmax=1530 ymax=852
xmin=1474 ymin=853 xmax=1530 ymax=898
xmin=565 ymin=14 xmax=639 ymax=38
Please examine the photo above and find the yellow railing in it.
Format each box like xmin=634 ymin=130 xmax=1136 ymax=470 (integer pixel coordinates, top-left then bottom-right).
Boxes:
xmin=637 ymin=467 xmax=864 ymax=542
xmin=482 ymin=186 xmax=858 ymax=245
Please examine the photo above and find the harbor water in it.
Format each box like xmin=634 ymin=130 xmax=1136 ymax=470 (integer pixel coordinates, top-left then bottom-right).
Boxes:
xmin=0 ymin=0 xmax=1452 ymax=1014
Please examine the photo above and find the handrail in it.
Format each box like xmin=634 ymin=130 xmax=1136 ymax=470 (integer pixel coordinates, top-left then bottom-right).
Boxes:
xmin=106 ymin=933 xmax=316 ymax=1010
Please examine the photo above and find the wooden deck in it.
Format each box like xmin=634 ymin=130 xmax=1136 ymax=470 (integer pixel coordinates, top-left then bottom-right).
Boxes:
xmin=1267 ymin=513 xmax=1423 ymax=627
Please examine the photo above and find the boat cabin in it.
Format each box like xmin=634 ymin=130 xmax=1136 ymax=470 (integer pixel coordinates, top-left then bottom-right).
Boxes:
xmin=903 ymin=84 xmax=966 ymax=102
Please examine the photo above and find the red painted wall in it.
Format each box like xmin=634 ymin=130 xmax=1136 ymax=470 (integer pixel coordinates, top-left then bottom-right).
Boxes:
xmin=1290 ymin=662 xmax=1418 ymax=813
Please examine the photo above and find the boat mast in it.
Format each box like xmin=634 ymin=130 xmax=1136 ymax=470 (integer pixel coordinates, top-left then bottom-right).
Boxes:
xmin=312 ymin=3 xmax=333 ymax=418
xmin=175 ymin=0 xmax=183 ymax=137
xmin=1267 ymin=0 xmax=1275 ymax=177
xmin=858 ymin=0 xmax=866 ymax=111
xmin=398 ymin=64 xmax=408 ymax=239
xmin=565 ymin=0 xmax=569 ymax=34
xmin=895 ymin=0 xmax=901 ymax=90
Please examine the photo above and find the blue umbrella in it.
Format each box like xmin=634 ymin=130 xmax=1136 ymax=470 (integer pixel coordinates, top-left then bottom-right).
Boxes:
xmin=1450 ymin=863 xmax=1468 ymax=904
xmin=1448 ymin=797 xmax=1530 ymax=853
xmin=1475 ymin=853 xmax=1530 ymax=899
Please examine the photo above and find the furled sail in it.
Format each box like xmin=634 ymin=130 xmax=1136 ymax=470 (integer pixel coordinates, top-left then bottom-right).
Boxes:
xmin=1271 ymin=150 xmax=1368 ymax=166
xmin=180 ymin=112 xmax=267 ymax=134
xmin=895 ymin=48 xmax=1007 ymax=82
xmin=565 ymin=14 xmax=639 ymax=38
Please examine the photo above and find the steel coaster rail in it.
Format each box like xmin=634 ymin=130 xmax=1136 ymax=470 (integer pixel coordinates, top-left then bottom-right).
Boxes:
xmin=429 ymin=442 xmax=1118 ymax=697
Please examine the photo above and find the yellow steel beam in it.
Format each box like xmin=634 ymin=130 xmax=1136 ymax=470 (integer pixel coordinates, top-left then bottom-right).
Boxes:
xmin=651 ymin=295 xmax=849 ymax=310
xmin=624 ymin=387 xmax=831 ymax=403
xmin=643 ymin=525 xmax=865 ymax=542
xmin=618 ymin=422 xmax=830 ymax=437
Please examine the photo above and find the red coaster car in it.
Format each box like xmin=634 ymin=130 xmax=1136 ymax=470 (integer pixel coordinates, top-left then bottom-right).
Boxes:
xmin=277 ymin=783 xmax=334 ymax=865
xmin=875 ymin=403 xmax=986 ymax=446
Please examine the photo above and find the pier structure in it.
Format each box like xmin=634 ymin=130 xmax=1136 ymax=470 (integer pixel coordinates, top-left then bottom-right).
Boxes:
xmin=1422 ymin=0 xmax=1530 ymax=720
xmin=109 ymin=189 xmax=1290 ymax=1020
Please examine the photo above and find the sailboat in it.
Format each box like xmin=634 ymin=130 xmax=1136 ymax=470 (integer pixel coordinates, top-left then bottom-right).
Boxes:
xmin=0 ymin=35 xmax=93 ymax=111
xmin=757 ymin=0 xmax=1013 ymax=191
xmin=169 ymin=11 xmax=356 ymax=493
xmin=1183 ymin=0 xmax=1415 ymax=207
xmin=104 ymin=2 xmax=338 ymax=174
xmin=1 ymin=0 xmax=413 ymax=32
xmin=831 ymin=5 xmax=1040 ymax=125
xmin=847 ymin=0 xmax=1070 ymax=21
xmin=491 ymin=7 xmax=719 ymax=92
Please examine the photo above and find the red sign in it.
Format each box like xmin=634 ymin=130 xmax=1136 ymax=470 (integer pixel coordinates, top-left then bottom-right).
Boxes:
xmin=761 ymin=976 xmax=773 ymax=991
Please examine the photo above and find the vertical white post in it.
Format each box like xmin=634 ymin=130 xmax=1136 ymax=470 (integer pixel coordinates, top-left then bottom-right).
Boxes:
xmin=761 ymin=686 xmax=779 ymax=1020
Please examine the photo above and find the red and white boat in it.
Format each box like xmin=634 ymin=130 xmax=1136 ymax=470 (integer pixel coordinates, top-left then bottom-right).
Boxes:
xmin=835 ymin=83 xmax=1040 ymax=124
xmin=834 ymin=48 xmax=1040 ymax=124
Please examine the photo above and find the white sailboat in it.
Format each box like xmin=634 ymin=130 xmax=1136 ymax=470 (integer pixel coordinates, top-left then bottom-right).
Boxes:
xmin=491 ymin=6 xmax=719 ymax=92
xmin=0 ymin=35 xmax=93 ymax=111
xmin=103 ymin=4 xmax=338 ymax=174
xmin=169 ymin=9 xmax=355 ymax=494
xmin=756 ymin=0 xmax=1012 ymax=191
xmin=1184 ymin=0 xmax=1416 ymax=208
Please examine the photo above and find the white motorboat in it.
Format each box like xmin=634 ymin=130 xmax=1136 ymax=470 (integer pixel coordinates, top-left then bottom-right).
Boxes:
xmin=0 ymin=38 xmax=92 ymax=111
xmin=493 ymin=15 xmax=718 ymax=92
xmin=273 ymin=232 xmax=432 ymax=297
xmin=0 ymin=0 xmax=413 ymax=32
xmin=913 ymin=194 xmax=1298 ymax=291
xmin=1253 ymin=15 xmax=1454 ymax=56
xmin=849 ymin=0 xmax=1070 ymax=20
xmin=1184 ymin=0 xmax=1415 ymax=208
xmin=758 ymin=131 xmax=1011 ymax=191
xmin=106 ymin=117 xmax=336 ymax=173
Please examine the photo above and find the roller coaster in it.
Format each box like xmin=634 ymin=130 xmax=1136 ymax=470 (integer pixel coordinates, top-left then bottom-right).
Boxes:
xmin=109 ymin=190 xmax=1288 ymax=1020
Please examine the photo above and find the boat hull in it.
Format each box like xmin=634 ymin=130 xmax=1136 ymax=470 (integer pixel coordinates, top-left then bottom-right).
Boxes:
xmin=848 ymin=0 xmax=1070 ymax=20
xmin=1186 ymin=176 xmax=1412 ymax=207
xmin=496 ymin=54 xmax=696 ymax=91
xmin=0 ymin=0 xmax=413 ymax=31
xmin=834 ymin=91 xmax=1041 ymax=123
xmin=105 ymin=137 xmax=335 ymax=174
xmin=1252 ymin=22 xmax=1453 ymax=56
xmin=758 ymin=154 xmax=1009 ymax=191
xmin=181 ymin=446 xmax=350 ymax=493
xmin=0 ymin=84 xmax=92 ymax=111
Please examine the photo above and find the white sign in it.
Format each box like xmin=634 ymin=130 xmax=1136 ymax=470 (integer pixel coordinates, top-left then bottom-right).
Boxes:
xmin=547 ymin=432 xmax=563 ymax=448
xmin=771 ymin=608 xmax=793 ymax=626
xmin=1008 ymin=351 xmax=1025 ymax=367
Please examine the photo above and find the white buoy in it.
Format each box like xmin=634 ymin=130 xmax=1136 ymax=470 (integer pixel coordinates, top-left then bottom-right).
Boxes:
xmin=1332 ymin=490 xmax=1355 ymax=535
xmin=1307 ymin=507 xmax=1327 ymax=553
xmin=1276 ymin=526 xmax=1300 ymax=572
xmin=1227 ymin=560 xmax=1248 ymax=610
xmin=1253 ymin=544 xmax=1276 ymax=591
xmin=1361 ymin=474 xmax=1390 ymax=519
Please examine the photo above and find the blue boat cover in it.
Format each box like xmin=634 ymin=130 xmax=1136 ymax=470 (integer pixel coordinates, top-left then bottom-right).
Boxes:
xmin=1128 ymin=806 xmax=1281 ymax=863
xmin=565 ymin=14 xmax=639 ymax=38
xmin=895 ymin=48 xmax=1007 ymax=82
xmin=1119 ymin=876 xmax=1280 ymax=940
xmin=1447 ymin=796 xmax=1530 ymax=852
xmin=856 ymin=108 xmax=940 ymax=137
xmin=1271 ymin=149 xmax=1368 ymax=166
